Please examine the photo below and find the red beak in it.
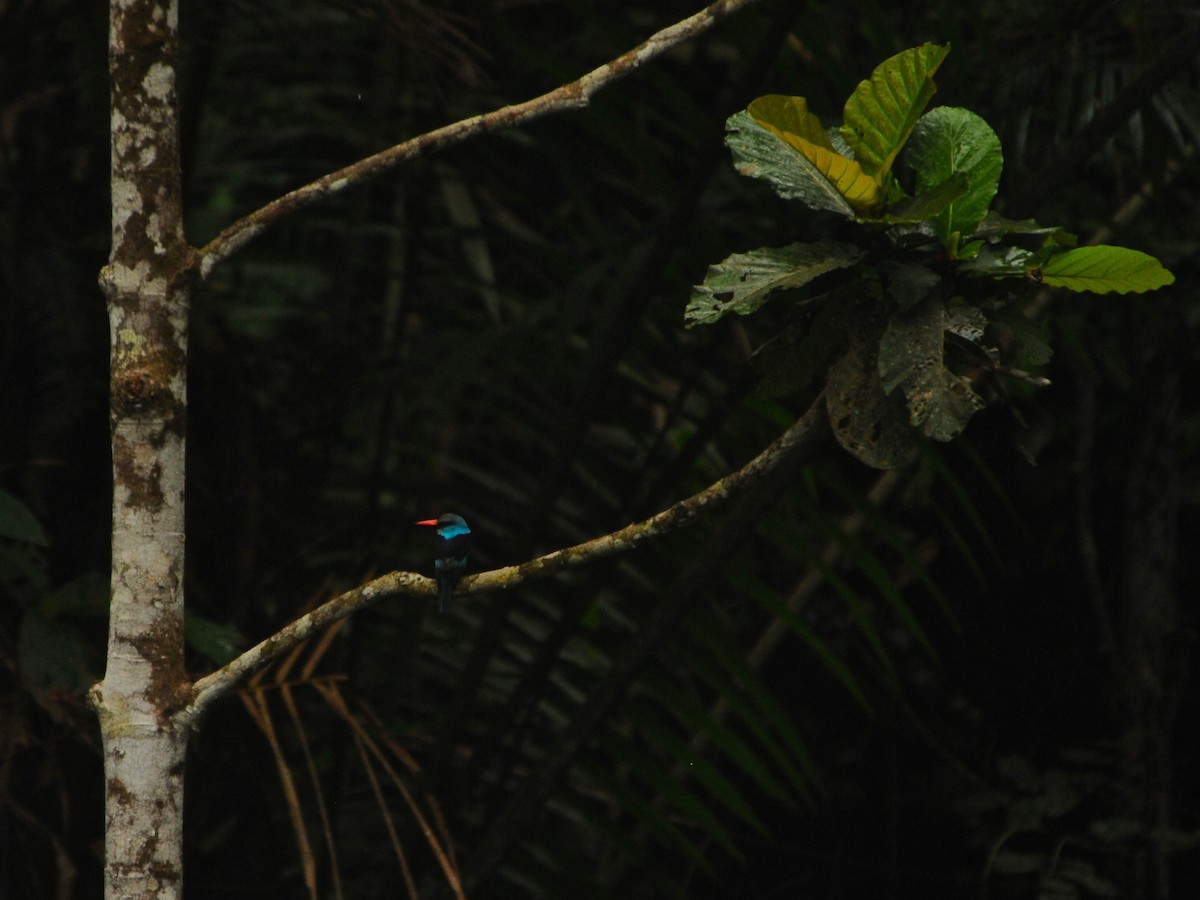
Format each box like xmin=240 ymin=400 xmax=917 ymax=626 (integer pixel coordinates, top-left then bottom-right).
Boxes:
xmin=415 ymin=518 xmax=439 ymax=526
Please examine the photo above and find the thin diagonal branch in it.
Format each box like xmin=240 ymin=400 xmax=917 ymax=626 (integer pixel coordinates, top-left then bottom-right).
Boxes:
xmin=194 ymin=0 xmax=769 ymax=278
xmin=180 ymin=393 xmax=831 ymax=726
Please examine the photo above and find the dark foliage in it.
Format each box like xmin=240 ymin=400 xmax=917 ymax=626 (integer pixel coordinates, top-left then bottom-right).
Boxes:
xmin=2 ymin=0 xmax=1199 ymax=898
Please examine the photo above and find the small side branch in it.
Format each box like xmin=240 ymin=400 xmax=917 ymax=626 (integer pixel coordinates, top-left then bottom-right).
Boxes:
xmin=195 ymin=0 xmax=767 ymax=278
xmin=181 ymin=393 xmax=829 ymax=725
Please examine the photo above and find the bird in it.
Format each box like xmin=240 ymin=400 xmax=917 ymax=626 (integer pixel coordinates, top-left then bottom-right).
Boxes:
xmin=415 ymin=513 xmax=471 ymax=613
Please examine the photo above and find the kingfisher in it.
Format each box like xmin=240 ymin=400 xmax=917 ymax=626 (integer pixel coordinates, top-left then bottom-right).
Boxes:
xmin=415 ymin=514 xmax=471 ymax=612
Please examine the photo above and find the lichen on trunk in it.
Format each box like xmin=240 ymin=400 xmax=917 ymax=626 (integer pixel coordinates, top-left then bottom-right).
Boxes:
xmin=90 ymin=2 xmax=193 ymax=898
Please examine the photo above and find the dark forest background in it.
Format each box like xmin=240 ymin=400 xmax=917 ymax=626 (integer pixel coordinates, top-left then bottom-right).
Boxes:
xmin=3 ymin=0 xmax=1199 ymax=897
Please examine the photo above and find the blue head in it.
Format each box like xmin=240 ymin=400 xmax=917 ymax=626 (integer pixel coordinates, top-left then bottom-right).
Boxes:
xmin=416 ymin=514 xmax=471 ymax=611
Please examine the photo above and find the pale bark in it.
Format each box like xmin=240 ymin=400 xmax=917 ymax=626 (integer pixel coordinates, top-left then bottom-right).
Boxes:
xmin=89 ymin=1 xmax=192 ymax=898
xmin=90 ymin=1 xmax=769 ymax=897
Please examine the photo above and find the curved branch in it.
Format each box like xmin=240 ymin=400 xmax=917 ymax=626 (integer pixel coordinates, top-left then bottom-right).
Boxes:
xmin=179 ymin=392 xmax=830 ymax=726
xmin=194 ymin=0 xmax=768 ymax=279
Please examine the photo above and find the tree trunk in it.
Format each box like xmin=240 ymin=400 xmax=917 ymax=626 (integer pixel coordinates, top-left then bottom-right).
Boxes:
xmin=79 ymin=2 xmax=770 ymax=895
xmin=87 ymin=1 xmax=193 ymax=897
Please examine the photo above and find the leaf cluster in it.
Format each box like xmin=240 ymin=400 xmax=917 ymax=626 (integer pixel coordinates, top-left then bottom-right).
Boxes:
xmin=7 ymin=5 xmax=1193 ymax=898
xmin=687 ymin=44 xmax=1175 ymax=467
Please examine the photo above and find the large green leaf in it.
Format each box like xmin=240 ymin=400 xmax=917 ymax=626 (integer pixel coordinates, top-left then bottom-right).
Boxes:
xmin=878 ymin=295 xmax=985 ymax=441
xmin=726 ymin=110 xmax=861 ymax=216
xmin=840 ymin=43 xmax=950 ymax=182
xmin=686 ymin=241 xmax=863 ymax=326
xmin=906 ymin=107 xmax=1003 ymax=243
xmin=1038 ymin=246 xmax=1175 ymax=294
xmin=744 ymin=96 xmax=881 ymax=214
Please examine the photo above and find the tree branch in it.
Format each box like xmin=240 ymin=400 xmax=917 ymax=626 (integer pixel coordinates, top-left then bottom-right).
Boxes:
xmin=194 ymin=0 xmax=769 ymax=279
xmin=180 ymin=392 xmax=830 ymax=726
xmin=469 ymin=392 xmax=830 ymax=884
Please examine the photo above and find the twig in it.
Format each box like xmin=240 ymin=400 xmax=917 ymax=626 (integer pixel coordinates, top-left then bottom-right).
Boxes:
xmin=195 ymin=0 xmax=768 ymax=279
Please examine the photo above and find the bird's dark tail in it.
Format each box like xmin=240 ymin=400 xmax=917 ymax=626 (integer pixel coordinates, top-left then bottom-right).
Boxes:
xmin=438 ymin=574 xmax=454 ymax=613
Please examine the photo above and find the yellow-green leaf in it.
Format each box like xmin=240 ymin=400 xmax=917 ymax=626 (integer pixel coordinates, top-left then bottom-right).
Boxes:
xmin=840 ymin=43 xmax=950 ymax=182
xmin=747 ymin=96 xmax=882 ymax=214
xmin=726 ymin=110 xmax=855 ymax=216
xmin=747 ymin=95 xmax=832 ymax=148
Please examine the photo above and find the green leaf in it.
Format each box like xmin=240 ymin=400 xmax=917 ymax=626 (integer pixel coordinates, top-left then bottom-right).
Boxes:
xmin=575 ymin=766 xmax=715 ymax=882
xmin=727 ymin=109 xmax=851 ymax=214
xmin=913 ymin=446 xmax=1002 ymax=586
xmin=744 ymin=96 xmax=882 ymax=214
xmin=906 ymin=107 xmax=1003 ymax=243
xmin=840 ymin=43 xmax=950 ymax=183
xmin=967 ymin=211 xmax=1074 ymax=243
xmin=878 ymin=295 xmax=985 ymax=441
xmin=1038 ymin=246 xmax=1175 ymax=294
xmin=726 ymin=111 xmax=859 ymax=216
xmin=747 ymin=94 xmax=832 ymax=145
xmin=959 ymin=243 xmax=1036 ymax=277
xmin=0 ymin=489 xmax=48 ymax=545
xmin=877 ymin=171 xmax=969 ymax=224
xmin=686 ymin=241 xmax=862 ymax=327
